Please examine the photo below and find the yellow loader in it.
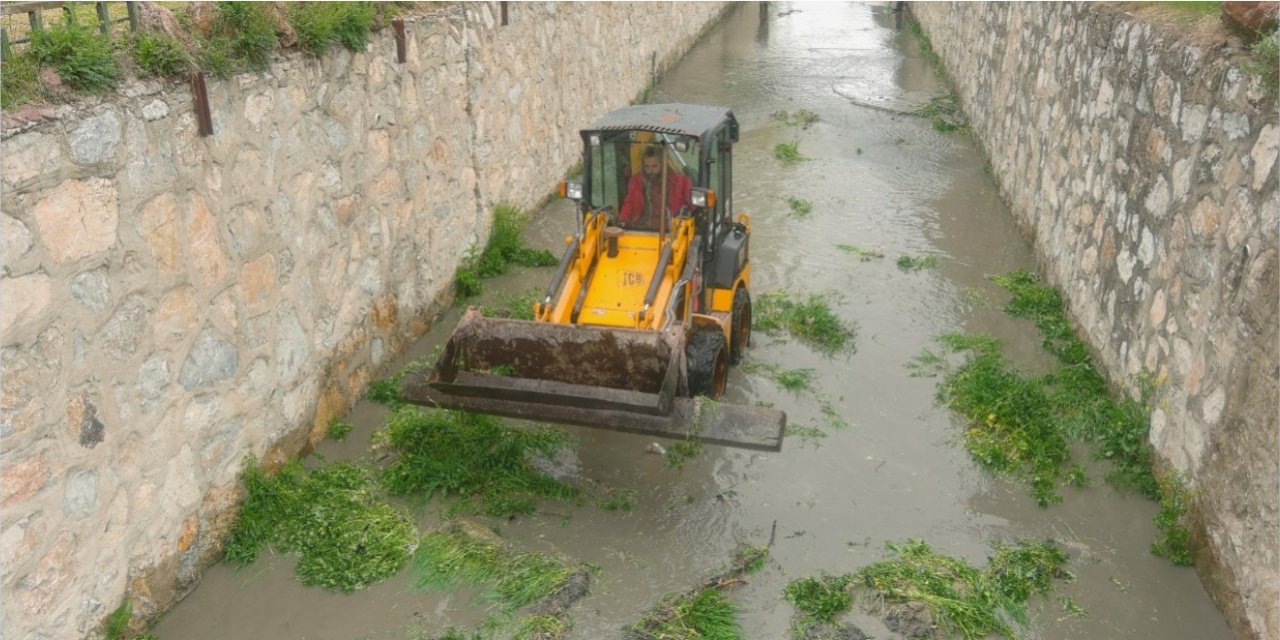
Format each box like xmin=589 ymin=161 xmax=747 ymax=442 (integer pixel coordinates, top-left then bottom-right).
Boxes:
xmin=401 ymin=104 xmax=785 ymax=451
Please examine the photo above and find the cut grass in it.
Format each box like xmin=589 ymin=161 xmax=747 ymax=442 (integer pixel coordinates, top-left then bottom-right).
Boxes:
xmin=755 ymin=291 xmax=856 ymax=355
xmin=773 ymin=141 xmax=807 ymax=163
xmin=482 ymin=288 xmax=541 ymax=321
xmin=597 ymin=488 xmax=638 ymax=511
xmin=853 ymin=539 xmax=1071 ymax=639
xmin=772 ymin=108 xmax=820 ymax=128
xmin=836 ymin=244 xmax=885 ymax=261
xmin=456 ymin=204 xmax=558 ymax=299
xmin=411 ymin=522 xmax=580 ymax=612
xmin=896 ymin=254 xmax=940 ymax=271
xmin=785 ymin=574 xmax=853 ymax=624
xmin=784 ymin=195 xmax=813 ymax=218
xmin=328 ymin=418 xmax=354 ymax=441
xmin=625 ymin=543 xmax=767 ymax=640
xmin=739 ymin=362 xmax=817 ymax=393
xmin=223 ymin=458 xmax=418 ymax=592
xmin=380 ymin=407 xmax=578 ymax=516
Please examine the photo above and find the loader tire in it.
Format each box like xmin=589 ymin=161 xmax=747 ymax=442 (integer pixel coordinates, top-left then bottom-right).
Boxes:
xmin=729 ymin=287 xmax=751 ymax=364
xmin=686 ymin=330 xmax=728 ymax=398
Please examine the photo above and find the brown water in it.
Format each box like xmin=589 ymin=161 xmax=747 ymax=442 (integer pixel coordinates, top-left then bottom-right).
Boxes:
xmin=152 ymin=4 xmax=1232 ymax=639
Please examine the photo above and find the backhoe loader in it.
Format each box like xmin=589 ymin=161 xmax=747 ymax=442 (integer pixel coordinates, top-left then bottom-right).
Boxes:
xmin=401 ymin=104 xmax=785 ymax=451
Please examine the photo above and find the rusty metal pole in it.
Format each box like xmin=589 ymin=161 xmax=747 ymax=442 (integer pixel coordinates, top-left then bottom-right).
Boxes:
xmin=500 ymin=1 xmax=508 ymax=26
xmin=191 ymin=72 xmax=213 ymax=137
xmin=392 ymin=17 xmax=405 ymax=63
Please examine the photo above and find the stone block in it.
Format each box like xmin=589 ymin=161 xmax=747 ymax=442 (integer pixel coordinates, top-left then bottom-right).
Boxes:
xmin=0 ymin=273 xmax=53 ymax=337
xmin=138 ymin=354 xmax=171 ymax=416
xmin=99 ymin=295 xmax=151 ymax=362
xmin=1 ymin=214 xmax=34 ymax=271
xmin=2 ymin=449 xmax=51 ymax=506
xmin=178 ymin=328 xmax=239 ymax=390
xmin=138 ymin=194 xmax=182 ymax=273
xmin=186 ymin=193 xmax=228 ymax=289
xmin=1 ymin=132 xmax=64 ymax=191
xmin=62 ymin=469 xmax=99 ymax=520
xmin=32 ymin=179 xmax=119 ymax=264
xmin=68 ymin=111 xmax=122 ymax=165
xmin=1251 ymin=123 xmax=1278 ymax=191
xmin=274 ymin=309 xmax=309 ymax=380
xmin=154 ymin=286 xmax=198 ymax=345
xmin=14 ymin=531 xmax=77 ymax=617
xmin=239 ymin=254 xmax=278 ymax=314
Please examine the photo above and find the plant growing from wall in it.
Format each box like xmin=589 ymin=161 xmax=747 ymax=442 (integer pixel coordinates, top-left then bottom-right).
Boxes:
xmin=129 ymin=31 xmax=190 ymax=77
xmin=0 ymin=50 xmax=42 ymax=108
xmin=290 ymin=2 xmax=376 ymax=56
xmin=30 ymin=21 xmax=119 ymax=92
xmin=213 ymin=1 xmax=278 ymax=70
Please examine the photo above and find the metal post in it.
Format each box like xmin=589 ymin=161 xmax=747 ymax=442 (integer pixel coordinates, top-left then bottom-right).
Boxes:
xmin=1 ymin=28 xmax=9 ymax=61
xmin=500 ymin=1 xmax=508 ymax=26
xmin=191 ymin=72 xmax=214 ymax=137
xmin=392 ymin=17 xmax=405 ymax=63
xmin=28 ymin=10 xmax=43 ymax=33
xmin=96 ymin=2 xmax=110 ymax=35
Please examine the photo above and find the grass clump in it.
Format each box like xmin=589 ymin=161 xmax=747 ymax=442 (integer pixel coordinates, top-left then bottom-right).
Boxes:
xmin=129 ymin=31 xmax=190 ymax=77
xmin=597 ymin=488 xmax=638 ymax=511
xmin=785 ymin=574 xmax=854 ymax=624
xmin=456 ymin=204 xmax=558 ymax=299
xmin=212 ymin=1 xmax=278 ymax=71
xmin=483 ymin=288 xmax=541 ymax=320
xmin=836 ymin=244 xmax=884 ymax=261
xmin=1244 ymin=30 xmax=1279 ymax=96
xmin=223 ymin=458 xmax=417 ymax=592
xmin=411 ymin=523 xmax=580 ymax=612
xmin=854 ymin=539 xmax=1070 ymax=639
xmin=30 ymin=22 xmax=119 ymax=93
xmin=1 ymin=51 xmax=42 ymax=108
xmin=380 ymin=407 xmax=577 ymax=516
xmin=328 ymin=418 xmax=354 ymax=441
xmin=773 ymin=108 xmax=820 ymax=128
xmin=773 ymin=141 xmax=807 ymax=163
xmin=740 ymin=363 xmax=817 ymax=393
xmin=896 ymin=254 xmax=940 ymax=271
xmin=104 ymin=600 xmax=132 ymax=640
xmin=755 ymin=291 xmax=856 ymax=354
xmin=290 ymin=2 xmax=376 ymax=56
xmin=626 ymin=588 xmax=743 ymax=640
xmin=784 ymin=196 xmax=813 ymax=218
xmin=1152 ymin=472 xmax=1195 ymax=566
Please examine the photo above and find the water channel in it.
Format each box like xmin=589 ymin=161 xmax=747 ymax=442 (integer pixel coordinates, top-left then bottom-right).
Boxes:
xmin=153 ymin=4 xmax=1232 ymax=639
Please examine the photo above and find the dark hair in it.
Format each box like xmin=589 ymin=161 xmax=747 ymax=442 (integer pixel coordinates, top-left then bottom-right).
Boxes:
xmin=643 ymin=145 xmax=661 ymax=160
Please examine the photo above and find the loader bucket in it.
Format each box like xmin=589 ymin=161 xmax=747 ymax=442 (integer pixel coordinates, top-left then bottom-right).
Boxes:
xmin=400 ymin=308 xmax=786 ymax=451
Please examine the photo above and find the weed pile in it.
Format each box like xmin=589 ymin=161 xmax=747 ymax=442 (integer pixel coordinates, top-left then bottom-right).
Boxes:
xmin=755 ymin=291 xmax=856 ymax=354
xmin=917 ymin=270 xmax=1190 ymax=563
xmin=623 ymin=544 xmax=768 ymax=640
xmin=897 ymin=254 xmax=940 ymax=271
xmin=773 ymin=109 xmax=821 ymax=128
xmin=785 ymin=540 xmax=1069 ymax=639
xmin=773 ymin=141 xmax=807 ymax=163
xmin=837 ymin=244 xmax=885 ymax=261
xmin=784 ymin=196 xmax=814 ymax=218
xmin=483 ymin=288 xmax=542 ymax=321
xmin=223 ymin=459 xmax=418 ymax=592
xmin=412 ymin=522 xmax=583 ymax=612
xmin=457 ymin=205 xmax=558 ymax=298
xmin=379 ymin=407 xmax=578 ymax=516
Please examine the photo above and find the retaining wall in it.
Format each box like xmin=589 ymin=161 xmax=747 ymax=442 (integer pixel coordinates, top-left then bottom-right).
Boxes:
xmin=0 ymin=3 xmax=729 ymax=636
xmin=911 ymin=3 xmax=1278 ymax=639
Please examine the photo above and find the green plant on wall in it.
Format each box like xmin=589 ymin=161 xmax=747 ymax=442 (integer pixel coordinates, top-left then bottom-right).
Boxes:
xmin=30 ymin=21 xmax=119 ymax=92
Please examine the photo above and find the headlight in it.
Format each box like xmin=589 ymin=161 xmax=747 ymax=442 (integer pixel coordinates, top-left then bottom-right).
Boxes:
xmin=559 ymin=180 xmax=584 ymax=201
xmin=690 ymin=188 xmax=716 ymax=208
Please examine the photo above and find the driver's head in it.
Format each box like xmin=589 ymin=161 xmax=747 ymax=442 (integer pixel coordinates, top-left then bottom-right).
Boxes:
xmin=642 ymin=147 xmax=661 ymax=178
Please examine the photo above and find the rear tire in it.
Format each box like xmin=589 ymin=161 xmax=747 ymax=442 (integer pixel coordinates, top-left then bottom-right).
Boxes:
xmin=686 ymin=330 xmax=728 ymax=398
xmin=729 ymin=287 xmax=751 ymax=364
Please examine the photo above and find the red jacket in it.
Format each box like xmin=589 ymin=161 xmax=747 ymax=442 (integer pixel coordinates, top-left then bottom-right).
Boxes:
xmin=620 ymin=171 xmax=692 ymax=226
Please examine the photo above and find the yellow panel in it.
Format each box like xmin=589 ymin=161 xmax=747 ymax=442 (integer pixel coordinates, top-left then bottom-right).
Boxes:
xmin=579 ymin=234 xmax=663 ymax=328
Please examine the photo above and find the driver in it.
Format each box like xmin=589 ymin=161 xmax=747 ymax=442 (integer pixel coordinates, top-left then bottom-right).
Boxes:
xmin=620 ymin=146 xmax=692 ymax=229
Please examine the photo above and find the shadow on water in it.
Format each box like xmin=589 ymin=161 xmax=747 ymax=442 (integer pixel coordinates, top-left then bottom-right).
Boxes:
xmin=153 ymin=3 xmax=1231 ymax=639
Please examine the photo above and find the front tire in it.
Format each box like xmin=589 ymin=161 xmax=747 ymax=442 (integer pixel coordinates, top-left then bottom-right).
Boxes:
xmin=686 ymin=330 xmax=729 ymax=398
xmin=729 ymin=287 xmax=752 ymax=364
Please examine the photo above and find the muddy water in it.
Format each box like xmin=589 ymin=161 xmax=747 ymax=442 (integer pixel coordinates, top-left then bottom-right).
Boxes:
xmin=153 ymin=4 xmax=1231 ymax=639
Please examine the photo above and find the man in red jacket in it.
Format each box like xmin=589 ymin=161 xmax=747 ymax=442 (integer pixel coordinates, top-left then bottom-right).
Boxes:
xmin=620 ymin=146 xmax=692 ymax=230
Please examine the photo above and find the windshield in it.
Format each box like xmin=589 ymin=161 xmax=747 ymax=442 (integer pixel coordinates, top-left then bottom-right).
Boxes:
xmin=588 ymin=131 xmax=700 ymax=218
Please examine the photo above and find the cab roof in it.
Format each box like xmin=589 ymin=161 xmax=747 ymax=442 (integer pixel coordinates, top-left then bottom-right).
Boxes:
xmin=585 ymin=103 xmax=738 ymax=142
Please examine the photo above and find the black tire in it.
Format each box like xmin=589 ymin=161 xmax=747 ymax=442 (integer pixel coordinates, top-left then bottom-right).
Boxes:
xmin=729 ymin=287 xmax=751 ymax=364
xmin=686 ymin=330 xmax=729 ymax=398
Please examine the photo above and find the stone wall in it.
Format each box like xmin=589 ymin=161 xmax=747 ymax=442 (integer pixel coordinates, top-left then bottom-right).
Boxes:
xmin=0 ymin=3 xmax=728 ymax=637
xmin=910 ymin=3 xmax=1278 ymax=639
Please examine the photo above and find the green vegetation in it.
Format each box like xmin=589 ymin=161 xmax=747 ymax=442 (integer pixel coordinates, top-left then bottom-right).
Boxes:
xmin=456 ymin=204 xmax=558 ymax=299
xmin=629 ymin=588 xmax=742 ymax=640
xmin=1245 ymin=30 xmax=1279 ymax=96
xmin=836 ymin=244 xmax=884 ymax=261
xmin=773 ymin=141 xmax=807 ymax=163
xmin=328 ymin=418 xmax=354 ymax=441
xmin=290 ymin=2 xmax=376 ymax=56
xmin=755 ymin=291 xmax=856 ymax=354
xmin=785 ymin=574 xmax=853 ymax=625
xmin=104 ymin=600 xmax=132 ymax=640
xmin=483 ymin=288 xmax=541 ymax=320
xmin=213 ymin=1 xmax=278 ymax=70
xmin=129 ymin=31 xmax=189 ymax=77
xmin=740 ymin=363 xmax=817 ymax=393
xmin=784 ymin=195 xmax=813 ymax=218
xmin=411 ymin=523 xmax=581 ymax=611
xmin=785 ymin=424 xmax=828 ymax=442
xmin=1152 ymin=472 xmax=1195 ymax=565
xmin=30 ymin=22 xmax=118 ymax=92
xmin=380 ymin=407 xmax=577 ymax=516
xmin=854 ymin=539 xmax=1070 ymax=639
xmin=223 ymin=458 xmax=417 ymax=592
xmin=1 ymin=51 xmax=42 ymax=108
xmin=735 ymin=544 xmax=770 ymax=575
xmin=896 ymin=254 xmax=940 ymax=270
xmin=773 ymin=109 xmax=820 ymax=128
xmin=597 ymin=487 xmax=638 ymax=511
xmin=665 ymin=397 xmax=718 ymax=468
